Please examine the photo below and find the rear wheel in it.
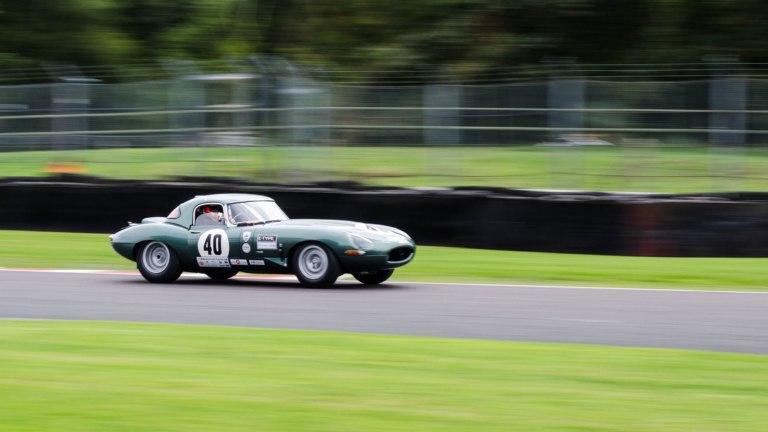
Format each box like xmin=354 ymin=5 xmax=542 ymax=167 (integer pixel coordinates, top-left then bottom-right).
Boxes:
xmin=205 ymin=269 xmax=239 ymax=280
xmin=137 ymin=241 xmax=182 ymax=283
xmin=353 ymin=269 xmax=394 ymax=285
xmin=292 ymin=243 xmax=340 ymax=288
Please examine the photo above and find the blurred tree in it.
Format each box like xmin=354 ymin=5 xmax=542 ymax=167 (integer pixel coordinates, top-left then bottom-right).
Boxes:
xmin=1 ymin=0 xmax=768 ymax=82
xmin=114 ymin=0 xmax=243 ymax=60
xmin=240 ymin=0 xmax=655 ymax=80
xmin=0 ymin=0 xmax=133 ymax=67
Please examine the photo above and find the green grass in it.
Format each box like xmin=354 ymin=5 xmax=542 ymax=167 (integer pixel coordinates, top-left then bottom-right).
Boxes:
xmin=2 ymin=230 xmax=767 ymax=290
xmin=2 ymin=145 xmax=768 ymax=192
xmin=0 ymin=320 xmax=766 ymax=432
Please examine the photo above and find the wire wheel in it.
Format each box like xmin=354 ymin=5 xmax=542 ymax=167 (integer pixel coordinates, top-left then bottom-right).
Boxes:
xmin=293 ymin=243 xmax=340 ymax=287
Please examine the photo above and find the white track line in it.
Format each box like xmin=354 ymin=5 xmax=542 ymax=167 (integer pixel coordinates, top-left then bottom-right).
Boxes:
xmin=395 ymin=280 xmax=768 ymax=294
xmin=1 ymin=267 xmax=766 ymax=294
xmin=0 ymin=267 xmax=296 ymax=281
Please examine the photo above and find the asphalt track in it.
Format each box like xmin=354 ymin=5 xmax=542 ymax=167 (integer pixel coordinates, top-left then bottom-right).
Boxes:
xmin=1 ymin=269 xmax=767 ymax=354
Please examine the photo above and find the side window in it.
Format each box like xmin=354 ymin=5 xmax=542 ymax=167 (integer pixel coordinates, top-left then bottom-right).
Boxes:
xmin=194 ymin=204 xmax=225 ymax=226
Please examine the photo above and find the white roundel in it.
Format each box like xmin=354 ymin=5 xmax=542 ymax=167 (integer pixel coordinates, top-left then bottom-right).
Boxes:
xmin=242 ymin=243 xmax=251 ymax=253
xmin=197 ymin=229 xmax=230 ymax=257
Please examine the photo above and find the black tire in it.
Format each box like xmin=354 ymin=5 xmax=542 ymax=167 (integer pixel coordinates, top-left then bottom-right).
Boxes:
xmin=205 ymin=269 xmax=239 ymax=280
xmin=292 ymin=242 xmax=340 ymax=288
xmin=353 ymin=269 xmax=394 ymax=285
xmin=136 ymin=241 xmax=182 ymax=283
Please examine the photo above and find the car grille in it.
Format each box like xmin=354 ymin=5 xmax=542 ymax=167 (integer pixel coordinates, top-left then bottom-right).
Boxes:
xmin=388 ymin=247 xmax=414 ymax=263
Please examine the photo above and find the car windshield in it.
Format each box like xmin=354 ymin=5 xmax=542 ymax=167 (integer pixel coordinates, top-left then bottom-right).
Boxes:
xmin=228 ymin=201 xmax=289 ymax=226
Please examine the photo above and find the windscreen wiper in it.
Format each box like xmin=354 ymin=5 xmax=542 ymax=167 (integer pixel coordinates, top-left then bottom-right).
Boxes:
xmin=237 ymin=221 xmax=265 ymax=227
xmin=237 ymin=220 xmax=283 ymax=227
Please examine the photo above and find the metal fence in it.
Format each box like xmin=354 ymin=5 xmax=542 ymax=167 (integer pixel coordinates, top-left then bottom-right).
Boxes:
xmin=4 ymin=65 xmax=768 ymax=192
xmin=1 ymin=72 xmax=767 ymax=150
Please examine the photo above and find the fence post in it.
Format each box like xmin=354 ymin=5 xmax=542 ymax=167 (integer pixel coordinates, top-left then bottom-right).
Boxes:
xmin=707 ymin=57 xmax=746 ymax=146
xmin=162 ymin=60 xmax=206 ymax=147
xmin=545 ymin=60 xmax=585 ymax=189
xmin=706 ymin=56 xmax=747 ymax=190
xmin=274 ymin=63 xmax=321 ymax=146
xmin=547 ymin=63 xmax=585 ymax=138
xmin=50 ymin=79 xmax=98 ymax=150
xmin=44 ymin=64 xmax=100 ymax=150
xmin=424 ymin=83 xmax=461 ymax=146
xmin=271 ymin=60 xmax=326 ymax=182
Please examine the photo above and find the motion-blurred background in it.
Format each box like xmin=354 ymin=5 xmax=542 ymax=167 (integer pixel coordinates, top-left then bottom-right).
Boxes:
xmin=2 ymin=0 xmax=768 ymax=193
xmin=2 ymin=5 xmax=768 ymax=431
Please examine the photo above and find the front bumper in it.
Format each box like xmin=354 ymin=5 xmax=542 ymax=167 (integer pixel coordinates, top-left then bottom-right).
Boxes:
xmin=338 ymin=245 xmax=415 ymax=272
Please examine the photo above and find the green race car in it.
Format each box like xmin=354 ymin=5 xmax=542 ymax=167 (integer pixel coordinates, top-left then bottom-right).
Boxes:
xmin=110 ymin=193 xmax=416 ymax=287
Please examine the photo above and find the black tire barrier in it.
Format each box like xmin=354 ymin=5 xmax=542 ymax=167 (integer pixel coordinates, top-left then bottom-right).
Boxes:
xmin=3 ymin=176 xmax=768 ymax=257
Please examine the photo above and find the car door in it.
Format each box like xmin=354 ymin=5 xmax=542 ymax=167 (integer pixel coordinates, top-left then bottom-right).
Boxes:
xmin=188 ymin=203 xmax=234 ymax=270
xmin=240 ymin=225 xmax=282 ymax=268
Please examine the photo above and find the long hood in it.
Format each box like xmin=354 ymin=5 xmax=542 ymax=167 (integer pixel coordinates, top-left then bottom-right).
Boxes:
xmin=275 ymin=219 xmax=360 ymax=229
xmin=272 ymin=219 xmax=412 ymax=242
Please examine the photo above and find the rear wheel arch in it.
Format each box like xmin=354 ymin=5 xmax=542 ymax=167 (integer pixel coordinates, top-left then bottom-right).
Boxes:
xmin=132 ymin=241 xmax=150 ymax=261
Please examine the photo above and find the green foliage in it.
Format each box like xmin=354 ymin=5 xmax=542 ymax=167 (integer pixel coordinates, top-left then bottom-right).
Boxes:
xmin=2 ymin=0 xmax=768 ymax=81
xmin=0 ymin=0 xmax=133 ymax=66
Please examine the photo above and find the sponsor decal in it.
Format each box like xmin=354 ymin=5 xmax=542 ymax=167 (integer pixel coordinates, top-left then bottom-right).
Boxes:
xmin=249 ymin=259 xmax=266 ymax=266
xmin=197 ymin=257 xmax=231 ymax=268
xmin=256 ymin=235 xmax=278 ymax=250
xmin=197 ymin=229 xmax=230 ymax=257
xmin=242 ymin=231 xmax=252 ymax=242
xmin=230 ymin=258 xmax=248 ymax=266
xmin=242 ymin=243 xmax=252 ymax=253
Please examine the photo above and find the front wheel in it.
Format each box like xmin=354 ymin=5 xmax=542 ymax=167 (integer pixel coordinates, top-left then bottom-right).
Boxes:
xmin=353 ymin=269 xmax=394 ymax=285
xmin=137 ymin=241 xmax=182 ymax=283
xmin=292 ymin=243 xmax=340 ymax=288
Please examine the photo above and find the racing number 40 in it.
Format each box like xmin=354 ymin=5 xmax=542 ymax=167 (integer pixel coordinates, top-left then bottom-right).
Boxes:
xmin=202 ymin=233 xmax=223 ymax=255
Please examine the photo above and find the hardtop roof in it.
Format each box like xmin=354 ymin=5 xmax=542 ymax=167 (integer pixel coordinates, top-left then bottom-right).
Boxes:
xmin=186 ymin=193 xmax=274 ymax=206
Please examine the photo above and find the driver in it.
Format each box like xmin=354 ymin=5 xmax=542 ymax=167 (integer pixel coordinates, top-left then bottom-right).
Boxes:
xmin=197 ymin=205 xmax=224 ymax=225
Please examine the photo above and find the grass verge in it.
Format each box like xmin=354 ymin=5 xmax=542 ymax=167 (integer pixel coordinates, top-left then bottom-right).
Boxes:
xmin=3 ymin=145 xmax=768 ymax=192
xmin=0 ymin=320 xmax=766 ymax=432
xmin=1 ymin=230 xmax=766 ymax=290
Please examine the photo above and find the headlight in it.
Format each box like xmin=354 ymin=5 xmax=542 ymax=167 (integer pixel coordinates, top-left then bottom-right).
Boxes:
xmin=348 ymin=234 xmax=375 ymax=251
